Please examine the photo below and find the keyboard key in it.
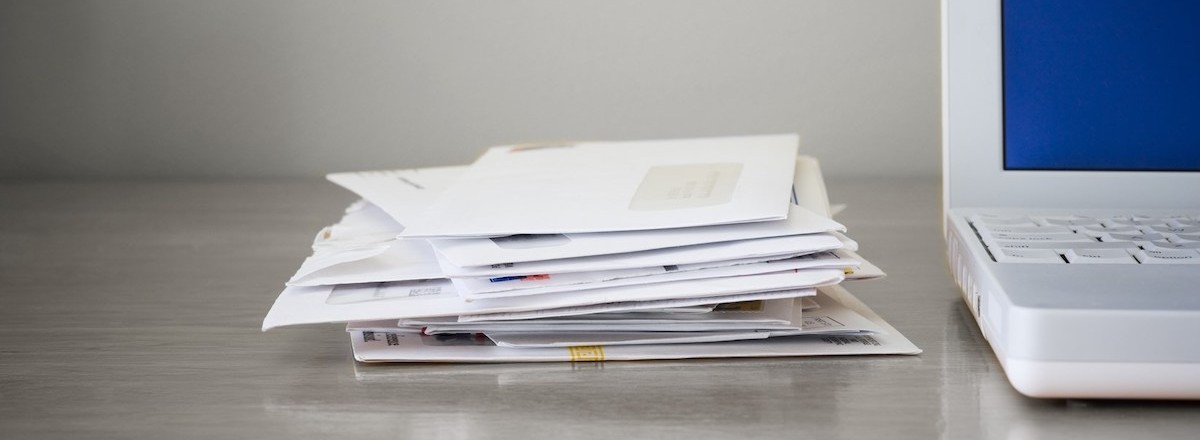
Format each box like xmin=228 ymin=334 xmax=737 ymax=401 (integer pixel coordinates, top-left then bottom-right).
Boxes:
xmin=1077 ymin=225 xmax=1139 ymax=234
xmin=1118 ymin=215 xmax=1166 ymax=225
xmin=1132 ymin=215 xmax=1165 ymax=222
xmin=993 ymin=248 xmax=1064 ymax=263
xmin=987 ymin=232 xmax=1095 ymax=242
xmin=1145 ymin=241 xmax=1200 ymax=251
xmin=1063 ymin=249 xmax=1136 ymax=264
xmin=1102 ymin=218 xmax=1137 ymax=227
xmin=1172 ymin=233 xmax=1200 ymax=242
xmin=1147 ymin=225 xmax=1200 ymax=234
xmin=1107 ymin=217 xmax=1169 ymax=227
xmin=988 ymin=240 xmax=1136 ymax=251
xmin=972 ymin=215 xmax=1038 ymax=226
xmin=1132 ymin=249 xmax=1200 ymax=264
xmin=1096 ymin=232 xmax=1167 ymax=242
xmin=975 ymin=224 xmax=1073 ymax=234
xmin=1042 ymin=216 xmax=1101 ymax=226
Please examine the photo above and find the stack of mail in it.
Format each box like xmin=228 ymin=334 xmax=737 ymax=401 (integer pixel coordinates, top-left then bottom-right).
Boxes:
xmin=262 ymin=135 xmax=919 ymax=362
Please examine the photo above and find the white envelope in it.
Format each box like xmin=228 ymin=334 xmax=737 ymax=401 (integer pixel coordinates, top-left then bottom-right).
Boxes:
xmin=399 ymin=134 xmax=800 ymax=237
xmin=486 ymin=331 xmax=773 ymax=348
xmin=453 ymin=269 xmax=846 ymax=323
xmin=326 ymin=166 xmax=467 ymax=226
xmin=436 ymin=233 xmax=844 ymax=278
xmin=260 ymin=269 xmax=843 ymax=330
xmin=363 ymin=290 xmax=810 ymax=332
xmin=407 ymin=297 xmax=795 ymax=328
xmin=480 ymin=293 xmax=885 ymax=348
xmin=454 ymin=288 xmax=818 ymax=323
xmin=428 ymin=203 xmax=844 ymax=267
xmin=453 ymin=250 xmax=861 ymax=299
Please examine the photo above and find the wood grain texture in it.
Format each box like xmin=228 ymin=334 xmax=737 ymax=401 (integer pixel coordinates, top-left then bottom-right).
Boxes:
xmin=1 ymin=178 xmax=1197 ymax=439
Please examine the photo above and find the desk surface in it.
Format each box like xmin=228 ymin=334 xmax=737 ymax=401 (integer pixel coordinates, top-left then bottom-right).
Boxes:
xmin=2 ymin=178 xmax=1197 ymax=439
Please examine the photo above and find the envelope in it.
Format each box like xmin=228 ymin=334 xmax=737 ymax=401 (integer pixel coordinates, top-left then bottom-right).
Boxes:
xmin=286 ymin=208 xmax=863 ymax=289
xmin=406 ymin=297 xmax=795 ymax=328
xmin=399 ymin=134 xmax=800 ymax=237
xmin=345 ymin=289 xmax=814 ymax=332
xmin=452 ymin=250 xmax=862 ymax=299
xmin=478 ymin=293 xmax=886 ymax=348
xmin=260 ymin=269 xmax=843 ymax=330
xmin=436 ymin=233 xmax=844 ymax=278
xmin=421 ymin=298 xmax=797 ymax=333
xmin=484 ymin=331 xmax=773 ymax=348
xmin=428 ymin=201 xmax=844 ymax=267
xmin=346 ymin=285 xmax=921 ymax=362
xmin=453 ymin=288 xmax=818 ymax=323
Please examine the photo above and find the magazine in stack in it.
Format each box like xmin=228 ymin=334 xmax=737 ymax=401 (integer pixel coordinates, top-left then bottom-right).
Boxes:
xmin=262 ymin=135 xmax=920 ymax=362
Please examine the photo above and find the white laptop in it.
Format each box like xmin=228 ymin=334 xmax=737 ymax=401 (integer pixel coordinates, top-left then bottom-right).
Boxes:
xmin=942 ymin=0 xmax=1200 ymax=399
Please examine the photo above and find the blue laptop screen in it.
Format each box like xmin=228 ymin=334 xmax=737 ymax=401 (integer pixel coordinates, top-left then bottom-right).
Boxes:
xmin=1003 ymin=0 xmax=1200 ymax=171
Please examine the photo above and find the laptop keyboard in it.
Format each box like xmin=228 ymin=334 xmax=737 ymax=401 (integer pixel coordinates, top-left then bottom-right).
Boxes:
xmin=970 ymin=214 xmax=1200 ymax=264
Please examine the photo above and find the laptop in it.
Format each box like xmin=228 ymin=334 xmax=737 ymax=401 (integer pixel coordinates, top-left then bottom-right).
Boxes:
xmin=942 ymin=0 xmax=1200 ymax=399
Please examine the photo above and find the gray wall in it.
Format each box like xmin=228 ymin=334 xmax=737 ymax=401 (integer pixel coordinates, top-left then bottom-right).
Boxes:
xmin=0 ymin=0 xmax=940 ymax=179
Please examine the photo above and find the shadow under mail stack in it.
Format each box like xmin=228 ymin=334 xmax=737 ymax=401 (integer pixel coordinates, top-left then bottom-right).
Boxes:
xmin=262 ymin=135 xmax=919 ymax=361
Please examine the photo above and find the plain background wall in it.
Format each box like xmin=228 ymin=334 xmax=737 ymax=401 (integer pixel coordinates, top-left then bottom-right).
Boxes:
xmin=0 ymin=0 xmax=940 ymax=179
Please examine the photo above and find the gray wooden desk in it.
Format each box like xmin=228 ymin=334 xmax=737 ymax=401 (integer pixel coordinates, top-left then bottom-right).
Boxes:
xmin=2 ymin=178 xmax=1197 ymax=439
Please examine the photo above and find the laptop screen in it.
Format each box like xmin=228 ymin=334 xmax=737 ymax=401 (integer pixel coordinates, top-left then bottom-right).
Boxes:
xmin=1002 ymin=0 xmax=1200 ymax=172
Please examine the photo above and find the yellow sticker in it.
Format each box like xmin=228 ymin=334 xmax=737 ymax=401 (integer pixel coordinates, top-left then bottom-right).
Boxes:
xmin=844 ymin=267 xmax=855 ymax=275
xmin=568 ymin=345 xmax=605 ymax=362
